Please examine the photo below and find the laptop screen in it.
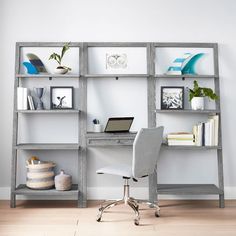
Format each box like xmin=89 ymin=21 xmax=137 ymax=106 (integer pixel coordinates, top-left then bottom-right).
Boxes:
xmin=104 ymin=117 xmax=134 ymax=132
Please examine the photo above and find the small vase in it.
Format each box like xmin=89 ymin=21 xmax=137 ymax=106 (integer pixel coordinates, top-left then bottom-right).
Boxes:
xmin=55 ymin=170 xmax=72 ymax=191
xmin=54 ymin=66 xmax=68 ymax=74
xmin=191 ymin=97 xmax=204 ymax=110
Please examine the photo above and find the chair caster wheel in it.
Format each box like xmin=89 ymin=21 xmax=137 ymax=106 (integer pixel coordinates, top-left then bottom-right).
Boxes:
xmin=96 ymin=212 xmax=102 ymax=222
xmin=134 ymin=219 xmax=139 ymax=226
xmin=96 ymin=215 xmax=101 ymax=222
xmin=155 ymin=210 xmax=160 ymax=217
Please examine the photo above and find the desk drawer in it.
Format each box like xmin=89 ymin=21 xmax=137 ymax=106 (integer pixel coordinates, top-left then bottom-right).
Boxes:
xmin=87 ymin=138 xmax=134 ymax=146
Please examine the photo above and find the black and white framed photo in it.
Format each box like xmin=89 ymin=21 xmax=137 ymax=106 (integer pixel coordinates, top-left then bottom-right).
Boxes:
xmin=50 ymin=86 xmax=73 ymax=109
xmin=161 ymin=86 xmax=184 ymax=110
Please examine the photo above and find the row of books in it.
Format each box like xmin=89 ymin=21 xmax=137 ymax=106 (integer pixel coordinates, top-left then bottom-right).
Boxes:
xmin=167 ymin=115 xmax=219 ymax=146
xmin=17 ymin=87 xmax=35 ymax=110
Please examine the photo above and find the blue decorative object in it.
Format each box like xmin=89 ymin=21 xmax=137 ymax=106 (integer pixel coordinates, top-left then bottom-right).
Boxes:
xmin=166 ymin=53 xmax=192 ymax=75
xmin=23 ymin=62 xmax=38 ymax=74
xmin=27 ymin=53 xmax=47 ymax=73
xmin=181 ymin=53 xmax=205 ymax=75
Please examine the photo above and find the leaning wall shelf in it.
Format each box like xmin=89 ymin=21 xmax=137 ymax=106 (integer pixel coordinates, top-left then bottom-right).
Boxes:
xmin=14 ymin=184 xmax=79 ymax=196
xmin=11 ymin=42 xmax=83 ymax=208
xmin=14 ymin=143 xmax=80 ymax=150
xmin=157 ymin=184 xmax=223 ymax=195
xmin=154 ymin=42 xmax=224 ymax=208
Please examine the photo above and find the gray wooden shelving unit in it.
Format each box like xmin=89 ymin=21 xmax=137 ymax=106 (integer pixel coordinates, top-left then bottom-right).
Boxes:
xmin=11 ymin=42 xmax=224 ymax=208
xmin=11 ymin=42 xmax=85 ymax=208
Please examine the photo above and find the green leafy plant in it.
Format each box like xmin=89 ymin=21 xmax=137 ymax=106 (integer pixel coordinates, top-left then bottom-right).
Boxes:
xmin=49 ymin=43 xmax=71 ymax=71
xmin=188 ymin=80 xmax=219 ymax=101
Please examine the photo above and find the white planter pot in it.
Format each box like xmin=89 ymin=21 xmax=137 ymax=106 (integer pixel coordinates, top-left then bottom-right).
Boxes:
xmin=54 ymin=66 xmax=68 ymax=74
xmin=191 ymin=97 xmax=204 ymax=110
xmin=94 ymin=124 xmax=103 ymax=133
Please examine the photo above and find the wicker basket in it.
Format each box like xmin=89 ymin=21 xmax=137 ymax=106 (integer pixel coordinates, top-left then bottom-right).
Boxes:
xmin=26 ymin=162 xmax=56 ymax=190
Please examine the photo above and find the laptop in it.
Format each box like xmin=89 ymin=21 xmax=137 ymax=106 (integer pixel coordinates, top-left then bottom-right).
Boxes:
xmin=104 ymin=117 xmax=134 ymax=133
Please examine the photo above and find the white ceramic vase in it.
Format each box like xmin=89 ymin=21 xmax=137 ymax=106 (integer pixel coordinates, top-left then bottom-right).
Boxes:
xmin=191 ymin=97 xmax=204 ymax=110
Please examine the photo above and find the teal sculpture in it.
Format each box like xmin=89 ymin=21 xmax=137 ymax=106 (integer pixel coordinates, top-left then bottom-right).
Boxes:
xmin=181 ymin=53 xmax=205 ymax=75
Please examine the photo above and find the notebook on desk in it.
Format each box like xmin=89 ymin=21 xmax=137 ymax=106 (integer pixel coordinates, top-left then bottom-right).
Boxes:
xmin=104 ymin=117 xmax=134 ymax=133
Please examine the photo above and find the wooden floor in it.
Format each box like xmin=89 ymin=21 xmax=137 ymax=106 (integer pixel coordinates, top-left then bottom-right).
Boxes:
xmin=0 ymin=200 xmax=236 ymax=236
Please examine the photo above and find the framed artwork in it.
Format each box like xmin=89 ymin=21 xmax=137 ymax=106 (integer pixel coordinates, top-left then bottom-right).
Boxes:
xmin=50 ymin=86 xmax=73 ymax=109
xmin=161 ymin=86 xmax=184 ymax=110
xmin=106 ymin=53 xmax=127 ymax=69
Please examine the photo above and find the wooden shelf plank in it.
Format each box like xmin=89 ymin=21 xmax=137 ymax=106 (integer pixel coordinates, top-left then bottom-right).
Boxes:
xmin=156 ymin=109 xmax=220 ymax=114
xmin=14 ymin=143 xmax=80 ymax=150
xmin=16 ymin=109 xmax=80 ymax=114
xmin=157 ymin=184 xmax=223 ymax=195
xmin=84 ymin=74 xmax=148 ymax=78
xmin=16 ymin=74 xmax=80 ymax=78
xmin=14 ymin=184 xmax=79 ymax=196
xmin=162 ymin=143 xmax=222 ymax=150
xmin=155 ymin=74 xmax=217 ymax=79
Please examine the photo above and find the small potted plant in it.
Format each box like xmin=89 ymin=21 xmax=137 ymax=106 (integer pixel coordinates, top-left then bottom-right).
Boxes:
xmin=49 ymin=43 xmax=71 ymax=74
xmin=188 ymin=80 xmax=218 ymax=110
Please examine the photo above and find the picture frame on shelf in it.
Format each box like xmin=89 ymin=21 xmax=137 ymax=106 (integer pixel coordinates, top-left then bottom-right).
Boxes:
xmin=161 ymin=86 xmax=184 ymax=110
xmin=50 ymin=86 xmax=73 ymax=109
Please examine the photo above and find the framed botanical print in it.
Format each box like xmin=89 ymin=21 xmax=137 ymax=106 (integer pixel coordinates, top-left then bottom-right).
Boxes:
xmin=50 ymin=86 xmax=73 ymax=109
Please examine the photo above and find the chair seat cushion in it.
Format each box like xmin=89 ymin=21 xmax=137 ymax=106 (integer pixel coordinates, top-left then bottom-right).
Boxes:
xmin=96 ymin=164 xmax=132 ymax=178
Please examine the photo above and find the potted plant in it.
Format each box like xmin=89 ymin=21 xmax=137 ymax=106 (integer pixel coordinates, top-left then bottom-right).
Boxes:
xmin=49 ymin=43 xmax=71 ymax=74
xmin=188 ymin=80 xmax=218 ymax=110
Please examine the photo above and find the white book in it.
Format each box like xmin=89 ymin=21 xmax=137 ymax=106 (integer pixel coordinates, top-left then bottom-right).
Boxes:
xmin=208 ymin=118 xmax=215 ymax=146
xmin=17 ymin=87 xmax=28 ymax=110
xmin=193 ymin=125 xmax=197 ymax=145
xmin=204 ymin=122 xmax=211 ymax=146
xmin=168 ymin=140 xmax=195 ymax=146
xmin=209 ymin=115 xmax=219 ymax=146
xmin=167 ymin=133 xmax=194 ymax=139
xmin=168 ymin=139 xmax=195 ymax=146
xmin=27 ymin=95 xmax=35 ymax=110
xmin=195 ymin=123 xmax=203 ymax=146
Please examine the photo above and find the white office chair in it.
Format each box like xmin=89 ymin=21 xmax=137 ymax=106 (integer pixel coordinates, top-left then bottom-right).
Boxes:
xmin=96 ymin=126 xmax=164 ymax=225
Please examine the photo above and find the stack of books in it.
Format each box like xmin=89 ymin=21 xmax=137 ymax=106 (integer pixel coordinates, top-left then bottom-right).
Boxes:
xmin=193 ymin=115 xmax=219 ymax=146
xmin=167 ymin=132 xmax=195 ymax=146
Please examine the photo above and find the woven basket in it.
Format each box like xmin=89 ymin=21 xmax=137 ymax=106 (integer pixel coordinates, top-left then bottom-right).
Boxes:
xmin=26 ymin=162 xmax=56 ymax=190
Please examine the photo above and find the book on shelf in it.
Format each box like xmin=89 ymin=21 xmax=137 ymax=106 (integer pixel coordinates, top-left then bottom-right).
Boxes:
xmin=167 ymin=132 xmax=194 ymax=146
xmin=27 ymin=95 xmax=35 ymax=110
xmin=168 ymin=140 xmax=195 ymax=146
xmin=17 ymin=87 xmax=28 ymax=110
xmin=193 ymin=115 xmax=219 ymax=147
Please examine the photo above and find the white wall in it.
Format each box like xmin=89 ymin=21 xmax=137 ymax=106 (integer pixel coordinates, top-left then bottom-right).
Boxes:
xmin=1 ymin=0 xmax=236 ymax=199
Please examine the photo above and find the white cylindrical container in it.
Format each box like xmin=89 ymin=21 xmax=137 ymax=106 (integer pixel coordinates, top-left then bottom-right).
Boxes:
xmin=94 ymin=124 xmax=103 ymax=132
xmin=55 ymin=170 xmax=72 ymax=191
xmin=191 ymin=97 xmax=204 ymax=110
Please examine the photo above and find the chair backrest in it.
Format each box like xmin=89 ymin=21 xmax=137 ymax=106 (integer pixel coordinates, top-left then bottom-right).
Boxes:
xmin=132 ymin=126 xmax=164 ymax=178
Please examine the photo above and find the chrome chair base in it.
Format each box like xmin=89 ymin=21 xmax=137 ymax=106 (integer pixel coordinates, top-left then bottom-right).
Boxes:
xmin=96 ymin=179 xmax=160 ymax=225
